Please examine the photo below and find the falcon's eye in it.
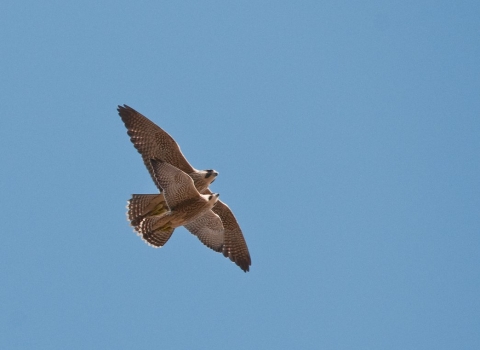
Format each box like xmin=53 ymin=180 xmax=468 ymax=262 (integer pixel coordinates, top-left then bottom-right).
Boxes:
xmin=208 ymin=195 xmax=212 ymax=200
xmin=205 ymin=171 xmax=212 ymax=179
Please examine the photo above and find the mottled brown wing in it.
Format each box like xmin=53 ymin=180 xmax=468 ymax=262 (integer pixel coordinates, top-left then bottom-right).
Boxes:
xmin=150 ymin=159 xmax=200 ymax=208
xmin=118 ymin=105 xmax=195 ymax=186
xmin=137 ymin=216 xmax=175 ymax=247
xmin=127 ymin=194 xmax=168 ymax=227
xmin=184 ymin=211 xmax=225 ymax=252
xmin=210 ymin=198 xmax=251 ymax=272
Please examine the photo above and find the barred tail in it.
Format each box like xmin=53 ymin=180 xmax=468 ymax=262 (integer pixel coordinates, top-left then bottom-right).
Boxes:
xmin=137 ymin=216 xmax=175 ymax=248
xmin=127 ymin=194 xmax=168 ymax=227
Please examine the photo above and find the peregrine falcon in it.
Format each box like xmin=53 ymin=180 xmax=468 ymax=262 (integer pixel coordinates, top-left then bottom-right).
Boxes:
xmin=118 ymin=104 xmax=251 ymax=272
xmin=137 ymin=159 xmax=222 ymax=248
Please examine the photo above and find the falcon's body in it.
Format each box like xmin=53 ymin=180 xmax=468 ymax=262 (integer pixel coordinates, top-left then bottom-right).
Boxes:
xmin=118 ymin=104 xmax=251 ymax=272
xmin=136 ymin=159 xmax=222 ymax=247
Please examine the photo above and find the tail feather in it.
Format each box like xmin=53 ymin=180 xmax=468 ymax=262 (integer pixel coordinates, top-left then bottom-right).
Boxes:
xmin=127 ymin=194 xmax=168 ymax=227
xmin=138 ymin=216 xmax=175 ymax=248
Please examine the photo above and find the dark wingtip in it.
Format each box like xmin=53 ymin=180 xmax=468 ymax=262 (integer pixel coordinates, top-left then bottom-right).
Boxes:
xmin=240 ymin=264 xmax=250 ymax=273
xmin=234 ymin=257 xmax=251 ymax=273
xmin=117 ymin=104 xmax=134 ymax=115
xmin=223 ymin=250 xmax=252 ymax=272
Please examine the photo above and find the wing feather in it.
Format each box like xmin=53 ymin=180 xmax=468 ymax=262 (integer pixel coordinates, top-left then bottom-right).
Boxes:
xmin=150 ymin=159 xmax=200 ymax=208
xmin=184 ymin=211 xmax=225 ymax=252
xmin=212 ymin=200 xmax=251 ymax=272
xmin=118 ymin=105 xmax=195 ymax=186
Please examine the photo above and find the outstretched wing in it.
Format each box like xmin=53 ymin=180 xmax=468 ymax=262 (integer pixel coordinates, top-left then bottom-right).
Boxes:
xmin=184 ymin=211 xmax=225 ymax=252
xmin=211 ymin=199 xmax=251 ymax=272
xmin=150 ymin=159 xmax=200 ymax=208
xmin=118 ymin=105 xmax=195 ymax=186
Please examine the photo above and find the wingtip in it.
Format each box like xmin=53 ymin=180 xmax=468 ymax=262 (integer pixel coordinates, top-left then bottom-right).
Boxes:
xmin=223 ymin=248 xmax=251 ymax=272
xmin=234 ymin=257 xmax=251 ymax=273
xmin=241 ymin=261 xmax=251 ymax=273
xmin=117 ymin=104 xmax=134 ymax=114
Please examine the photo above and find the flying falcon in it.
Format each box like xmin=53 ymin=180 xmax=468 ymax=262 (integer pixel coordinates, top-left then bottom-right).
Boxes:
xmin=118 ymin=104 xmax=251 ymax=272
xmin=137 ymin=159 xmax=222 ymax=247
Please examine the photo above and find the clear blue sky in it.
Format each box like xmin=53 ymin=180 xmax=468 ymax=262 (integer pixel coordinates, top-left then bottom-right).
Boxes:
xmin=1 ymin=1 xmax=479 ymax=349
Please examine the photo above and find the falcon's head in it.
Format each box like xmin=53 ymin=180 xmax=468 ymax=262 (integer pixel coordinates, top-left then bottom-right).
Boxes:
xmin=207 ymin=193 xmax=220 ymax=205
xmin=191 ymin=169 xmax=219 ymax=191
xmin=203 ymin=169 xmax=218 ymax=180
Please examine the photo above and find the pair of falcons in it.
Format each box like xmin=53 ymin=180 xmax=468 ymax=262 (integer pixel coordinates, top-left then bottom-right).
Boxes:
xmin=118 ymin=105 xmax=251 ymax=272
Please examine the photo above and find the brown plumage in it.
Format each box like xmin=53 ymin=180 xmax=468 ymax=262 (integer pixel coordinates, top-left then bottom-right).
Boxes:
xmin=136 ymin=159 xmax=222 ymax=248
xmin=118 ymin=104 xmax=217 ymax=193
xmin=119 ymin=104 xmax=251 ymax=272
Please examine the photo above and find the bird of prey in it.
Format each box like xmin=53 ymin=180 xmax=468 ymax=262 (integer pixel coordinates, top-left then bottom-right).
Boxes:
xmin=137 ymin=159 xmax=223 ymax=248
xmin=118 ymin=104 xmax=251 ymax=272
